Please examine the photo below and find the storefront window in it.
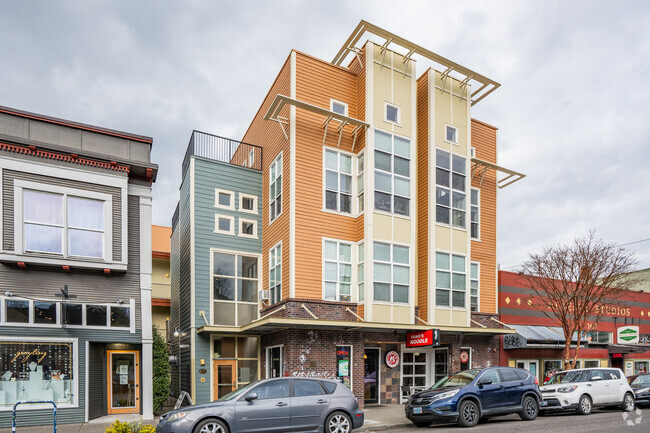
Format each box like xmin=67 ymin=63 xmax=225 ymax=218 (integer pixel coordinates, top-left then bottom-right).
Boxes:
xmin=0 ymin=340 xmax=74 ymax=407
xmin=635 ymin=361 xmax=649 ymax=375
xmin=6 ymin=301 xmax=29 ymax=323
xmin=543 ymin=360 xmax=563 ymax=383
xmin=403 ymin=351 xmax=427 ymax=393
xmin=336 ymin=346 xmax=352 ymax=390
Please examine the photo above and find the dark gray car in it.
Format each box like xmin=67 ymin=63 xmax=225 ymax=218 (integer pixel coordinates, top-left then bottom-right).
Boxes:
xmin=156 ymin=377 xmax=364 ymax=433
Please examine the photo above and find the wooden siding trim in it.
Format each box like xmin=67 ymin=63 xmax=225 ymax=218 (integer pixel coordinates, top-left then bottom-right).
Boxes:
xmin=416 ymin=72 xmax=429 ymax=321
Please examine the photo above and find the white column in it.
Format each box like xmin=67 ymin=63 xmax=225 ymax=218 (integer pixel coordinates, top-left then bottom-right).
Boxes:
xmin=138 ymin=191 xmax=154 ymax=420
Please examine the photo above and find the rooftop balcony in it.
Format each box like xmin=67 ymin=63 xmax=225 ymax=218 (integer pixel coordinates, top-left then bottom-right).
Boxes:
xmin=181 ymin=130 xmax=262 ymax=178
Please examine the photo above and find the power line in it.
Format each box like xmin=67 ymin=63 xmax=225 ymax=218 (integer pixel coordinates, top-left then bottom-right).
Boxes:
xmin=616 ymin=238 xmax=650 ymax=247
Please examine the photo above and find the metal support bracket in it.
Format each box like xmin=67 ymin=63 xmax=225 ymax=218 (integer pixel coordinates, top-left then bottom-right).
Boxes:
xmin=322 ymin=116 xmax=333 ymax=145
xmin=337 ymin=120 xmax=349 ymax=148
xmin=459 ymin=75 xmax=473 ymax=100
xmin=301 ymin=304 xmax=319 ymax=320
xmin=273 ymin=116 xmax=289 ymax=140
xmin=470 ymin=318 xmax=487 ymax=328
xmin=351 ymin=124 xmax=364 ymax=152
xmin=415 ymin=316 xmax=430 ymax=326
xmin=379 ymin=38 xmax=393 ymax=69
xmin=402 ymin=48 xmax=416 ymax=77
xmin=346 ymin=307 xmax=365 ymax=322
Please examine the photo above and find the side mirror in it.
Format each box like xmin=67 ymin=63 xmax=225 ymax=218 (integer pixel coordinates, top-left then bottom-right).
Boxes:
xmin=591 ymin=376 xmax=602 ymax=381
xmin=245 ymin=392 xmax=258 ymax=401
xmin=479 ymin=378 xmax=493 ymax=385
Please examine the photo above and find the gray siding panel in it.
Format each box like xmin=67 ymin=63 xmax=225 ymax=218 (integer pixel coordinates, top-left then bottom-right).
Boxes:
xmin=88 ymin=343 xmax=106 ymax=419
xmin=2 ymin=169 xmax=123 ymax=262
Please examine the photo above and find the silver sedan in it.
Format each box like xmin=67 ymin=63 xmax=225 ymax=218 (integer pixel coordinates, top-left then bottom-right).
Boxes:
xmin=156 ymin=377 xmax=364 ymax=433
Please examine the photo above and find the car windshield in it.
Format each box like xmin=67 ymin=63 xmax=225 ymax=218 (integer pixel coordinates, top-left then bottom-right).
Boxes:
xmin=631 ymin=375 xmax=650 ymax=386
xmin=546 ymin=372 xmax=566 ymax=385
xmin=217 ymin=382 xmax=256 ymax=401
xmin=547 ymin=370 xmax=590 ymax=385
xmin=430 ymin=370 xmax=481 ymax=389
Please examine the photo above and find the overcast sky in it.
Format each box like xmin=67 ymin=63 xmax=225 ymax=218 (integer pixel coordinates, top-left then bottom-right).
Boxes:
xmin=1 ymin=0 xmax=649 ymax=270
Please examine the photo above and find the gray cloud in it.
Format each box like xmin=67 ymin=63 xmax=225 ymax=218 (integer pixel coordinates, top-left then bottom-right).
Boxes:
xmin=1 ymin=0 xmax=648 ymax=269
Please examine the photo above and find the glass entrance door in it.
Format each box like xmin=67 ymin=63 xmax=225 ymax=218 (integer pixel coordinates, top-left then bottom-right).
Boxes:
xmin=214 ymin=360 xmax=237 ymax=399
xmin=364 ymin=348 xmax=379 ymax=404
xmin=107 ymin=350 xmax=139 ymax=414
xmin=516 ymin=360 xmax=539 ymax=382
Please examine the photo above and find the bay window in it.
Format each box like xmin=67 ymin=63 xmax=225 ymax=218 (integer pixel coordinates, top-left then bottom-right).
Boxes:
xmin=373 ymin=242 xmax=409 ymax=303
xmin=374 ymin=131 xmax=410 ymax=216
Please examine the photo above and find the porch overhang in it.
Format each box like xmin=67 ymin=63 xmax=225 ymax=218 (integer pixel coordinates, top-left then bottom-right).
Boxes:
xmin=196 ymin=317 xmax=515 ymax=336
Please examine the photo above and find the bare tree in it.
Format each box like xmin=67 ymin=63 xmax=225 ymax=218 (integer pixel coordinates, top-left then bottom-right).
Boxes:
xmin=520 ymin=231 xmax=638 ymax=370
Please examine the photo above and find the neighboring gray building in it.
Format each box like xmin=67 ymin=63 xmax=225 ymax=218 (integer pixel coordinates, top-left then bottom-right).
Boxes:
xmin=0 ymin=105 xmax=157 ymax=425
xmin=170 ymin=131 xmax=262 ymax=404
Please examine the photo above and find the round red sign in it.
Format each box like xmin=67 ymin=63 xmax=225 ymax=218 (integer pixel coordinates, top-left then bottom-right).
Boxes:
xmin=385 ymin=350 xmax=400 ymax=368
xmin=460 ymin=351 xmax=469 ymax=364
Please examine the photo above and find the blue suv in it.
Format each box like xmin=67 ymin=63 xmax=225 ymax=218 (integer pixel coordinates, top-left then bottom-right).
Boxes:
xmin=405 ymin=367 xmax=542 ymax=428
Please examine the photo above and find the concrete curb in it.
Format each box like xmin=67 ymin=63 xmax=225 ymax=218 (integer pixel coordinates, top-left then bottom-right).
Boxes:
xmin=357 ymin=422 xmax=413 ymax=431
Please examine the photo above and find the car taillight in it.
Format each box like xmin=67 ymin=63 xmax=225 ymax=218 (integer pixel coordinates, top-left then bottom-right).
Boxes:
xmin=535 ymin=377 xmax=539 ymax=385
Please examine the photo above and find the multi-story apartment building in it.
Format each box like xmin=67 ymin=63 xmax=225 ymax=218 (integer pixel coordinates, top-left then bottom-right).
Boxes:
xmin=170 ymin=21 xmax=523 ymax=406
xmin=0 ymin=105 xmax=157 ymax=424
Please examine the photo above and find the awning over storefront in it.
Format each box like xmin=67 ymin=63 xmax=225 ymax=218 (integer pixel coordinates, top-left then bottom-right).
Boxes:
xmin=197 ymin=317 xmax=515 ymax=336
xmin=503 ymin=325 xmax=589 ymax=349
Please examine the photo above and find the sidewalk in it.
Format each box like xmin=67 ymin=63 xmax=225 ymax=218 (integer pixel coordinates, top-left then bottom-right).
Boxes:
xmin=2 ymin=415 xmax=156 ymax=433
xmin=359 ymin=404 xmax=413 ymax=431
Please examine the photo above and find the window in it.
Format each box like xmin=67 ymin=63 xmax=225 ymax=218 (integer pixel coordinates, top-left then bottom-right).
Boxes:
xmin=331 ymin=99 xmax=348 ymax=116
xmin=323 ymin=240 xmax=352 ymax=302
xmin=358 ymin=243 xmax=364 ymax=302
xmin=479 ymin=369 xmax=500 ymax=384
xmin=6 ymin=300 xmax=29 ymax=323
xmin=373 ymin=242 xmax=409 ymax=303
xmin=266 ymin=346 xmax=283 ymax=378
xmin=402 ymin=352 xmax=427 ymax=392
xmin=321 ymin=381 xmax=337 ymax=394
xmin=436 ymin=253 xmax=466 ymax=308
xmin=585 ymin=331 xmax=612 ymax=343
xmin=110 ymin=306 xmax=130 ymax=327
xmin=470 ymin=189 xmax=479 ymax=239
xmin=357 ymin=153 xmax=364 ymax=212
xmin=460 ymin=347 xmax=472 ymax=371
xmin=324 ymin=149 xmax=352 ymax=214
xmin=385 ymin=103 xmax=400 ymax=124
xmin=22 ymin=189 xmax=107 ymax=259
xmin=269 ymin=243 xmax=282 ymax=305
xmin=435 ymin=149 xmax=466 ymax=227
xmin=239 ymin=193 xmax=257 ymax=214
xmin=212 ymin=252 xmax=259 ymax=326
xmin=214 ymin=188 xmax=235 ymax=210
xmin=445 ymin=125 xmax=458 ymax=144
xmin=238 ymin=218 xmax=257 ymax=239
xmin=470 ymin=262 xmax=479 ymax=312
xmin=86 ymin=305 xmax=107 ymax=326
xmin=294 ymin=379 xmax=326 ymax=397
xmin=374 ymin=131 xmax=410 ymax=216
xmin=251 ymin=379 xmax=290 ymax=400
xmin=63 ymin=304 xmax=82 ymax=325
xmin=214 ymin=214 xmax=235 ymax=235
xmin=269 ymin=154 xmax=282 ymax=223
xmin=213 ymin=336 xmax=259 ymax=391
xmin=499 ymin=368 xmax=519 ymax=383
xmin=34 ymin=302 xmax=56 ymax=324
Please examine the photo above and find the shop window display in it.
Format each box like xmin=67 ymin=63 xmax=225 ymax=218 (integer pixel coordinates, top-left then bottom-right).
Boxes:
xmin=0 ymin=341 xmax=73 ymax=407
xmin=543 ymin=360 xmax=563 ymax=383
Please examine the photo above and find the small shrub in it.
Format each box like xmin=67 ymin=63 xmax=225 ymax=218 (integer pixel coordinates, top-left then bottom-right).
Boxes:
xmin=137 ymin=424 xmax=156 ymax=433
xmin=153 ymin=325 xmax=171 ymax=412
xmin=104 ymin=420 xmax=156 ymax=433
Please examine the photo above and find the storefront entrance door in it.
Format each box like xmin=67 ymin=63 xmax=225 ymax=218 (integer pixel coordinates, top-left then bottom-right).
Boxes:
xmin=516 ymin=360 xmax=539 ymax=382
xmin=107 ymin=350 xmax=140 ymax=414
xmin=364 ymin=348 xmax=379 ymax=404
xmin=214 ymin=360 xmax=237 ymax=399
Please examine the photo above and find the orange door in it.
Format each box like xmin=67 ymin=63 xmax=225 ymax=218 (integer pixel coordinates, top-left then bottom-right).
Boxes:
xmin=213 ymin=360 xmax=237 ymax=399
xmin=107 ymin=350 xmax=140 ymax=414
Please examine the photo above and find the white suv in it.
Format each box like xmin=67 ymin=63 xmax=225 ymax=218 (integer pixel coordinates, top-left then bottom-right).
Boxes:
xmin=539 ymin=368 xmax=635 ymax=415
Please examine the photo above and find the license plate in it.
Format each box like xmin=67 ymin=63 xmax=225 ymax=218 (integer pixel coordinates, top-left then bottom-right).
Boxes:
xmin=413 ymin=407 xmax=423 ymax=414
xmin=540 ymin=401 xmax=548 ymax=407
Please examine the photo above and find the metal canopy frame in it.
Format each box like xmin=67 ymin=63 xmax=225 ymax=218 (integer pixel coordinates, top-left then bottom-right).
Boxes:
xmin=332 ymin=20 xmax=500 ymax=106
xmin=264 ymin=94 xmax=369 ymax=149
xmin=471 ymin=157 xmax=526 ymax=189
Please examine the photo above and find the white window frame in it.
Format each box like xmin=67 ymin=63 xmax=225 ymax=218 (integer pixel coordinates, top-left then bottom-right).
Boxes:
xmin=374 ymin=131 xmax=411 ymax=217
xmin=239 ymin=193 xmax=258 ymax=214
xmin=265 ymin=345 xmax=284 ymax=379
xmin=330 ymin=99 xmax=348 ymax=116
xmin=460 ymin=347 xmax=472 ymax=370
xmin=384 ymin=102 xmax=401 ymax=126
xmin=400 ymin=348 xmax=429 ymax=401
xmin=269 ymin=241 xmax=282 ymax=305
xmin=322 ymin=239 xmax=353 ymax=302
xmin=14 ymin=180 xmax=112 ymax=261
xmin=214 ymin=214 xmax=235 ymax=235
xmin=269 ymin=153 xmax=283 ymax=224
xmin=435 ymin=149 xmax=467 ymax=228
xmin=323 ymin=147 xmax=354 ymax=216
xmin=445 ymin=124 xmax=459 ymax=145
xmin=470 ymin=188 xmax=480 ymax=240
xmin=357 ymin=242 xmax=364 ymax=303
xmin=214 ymin=187 xmax=235 ymax=210
xmin=238 ymin=218 xmax=258 ymax=239
xmin=210 ymin=249 xmax=261 ymax=327
xmin=470 ymin=262 xmax=480 ymax=312
xmin=435 ymin=252 xmax=467 ymax=309
xmin=372 ymin=241 xmax=410 ymax=304
xmin=357 ymin=151 xmax=365 ymax=214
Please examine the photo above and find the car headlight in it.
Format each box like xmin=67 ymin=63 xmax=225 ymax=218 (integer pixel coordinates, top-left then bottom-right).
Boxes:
xmin=432 ymin=389 xmax=460 ymax=402
xmin=635 ymin=387 xmax=650 ymax=394
xmin=167 ymin=411 xmax=188 ymax=422
xmin=557 ymin=386 xmax=578 ymax=393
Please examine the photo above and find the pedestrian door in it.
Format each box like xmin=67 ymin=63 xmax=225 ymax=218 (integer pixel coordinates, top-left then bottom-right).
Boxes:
xmin=214 ymin=360 xmax=237 ymax=399
xmin=107 ymin=350 xmax=140 ymax=414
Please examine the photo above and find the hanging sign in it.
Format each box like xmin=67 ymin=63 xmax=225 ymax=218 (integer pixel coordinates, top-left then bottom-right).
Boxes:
xmin=385 ymin=350 xmax=400 ymax=368
xmin=460 ymin=351 xmax=469 ymax=364
xmin=406 ymin=330 xmax=440 ymax=348
xmin=617 ymin=326 xmax=639 ymax=344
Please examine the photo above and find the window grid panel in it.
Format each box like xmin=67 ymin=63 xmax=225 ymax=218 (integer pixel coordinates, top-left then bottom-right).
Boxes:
xmin=435 ymin=149 xmax=466 ymax=228
xmin=372 ymin=242 xmax=409 ymax=303
xmin=270 ymin=155 xmax=282 ymax=223
xmin=435 ymin=252 xmax=467 ymax=308
xmin=471 ymin=189 xmax=480 ymax=239
xmin=212 ymin=252 xmax=260 ymax=326
xmin=470 ymin=262 xmax=479 ymax=312
xmin=323 ymin=240 xmax=353 ymax=302
xmin=324 ymin=149 xmax=352 ymax=214
xmin=373 ymin=131 xmax=410 ymax=217
xmin=269 ymin=244 xmax=282 ymax=305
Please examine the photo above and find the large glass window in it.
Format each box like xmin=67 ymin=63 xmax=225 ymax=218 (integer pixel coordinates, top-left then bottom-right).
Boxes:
xmin=470 ymin=189 xmax=480 ymax=239
xmin=470 ymin=263 xmax=479 ymax=312
xmin=269 ymin=243 xmax=282 ymax=305
xmin=357 ymin=153 xmax=364 ymax=212
xmin=323 ymin=240 xmax=352 ymax=302
xmin=373 ymin=242 xmax=409 ymax=303
xmin=402 ymin=351 xmax=427 ymax=395
xmin=436 ymin=253 xmax=466 ymax=308
xmin=212 ymin=252 xmax=259 ymax=326
xmin=374 ymin=131 xmax=410 ymax=216
xmin=269 ymin=154 xmax=282 ymax=223
xmin=23 ymin=189 xmax=106 ymax=259
xmin=358 ymin=243 xmax=364 ymax=302
xmin=324 ymin=149 xmax=353 ymax=213
xmin=6 ymin=300 xmax=29 ymax=323
xmin=435 ymin=149 xmax=466 ymax=227
xmin=0 ymin=340 xmax=75 ymax=407
xmin=2 ymin=299 xmax=128 ymax=329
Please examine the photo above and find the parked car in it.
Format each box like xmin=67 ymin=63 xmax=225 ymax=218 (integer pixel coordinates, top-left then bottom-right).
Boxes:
xmin=156 ymin=377 xmax=364 ymax=433
xmin=539 ymin=368 xmax=635 ymax=415
xmin=629 ymin=373 xmax=650 ymax=406
xmin=404 ymin=367 xmax=542 ymax=428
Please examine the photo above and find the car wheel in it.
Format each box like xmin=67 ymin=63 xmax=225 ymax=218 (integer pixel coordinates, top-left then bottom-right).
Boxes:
xmin=622 ymin=392 xmax=635 ymax=412
xmin=457 ymin=400 xmax=480 ymax=427
xmin=194 ymin=418 xmax=229 ymax=433
xmin=519 ymin=396 xmax=539 ymax=421
xmin=326 ymin=411 xmax=352 ymax=433
xmin=413 ymin=421 xmax=431 ymax=428
xmin=576 ymin=395 xmax=592 ymax=415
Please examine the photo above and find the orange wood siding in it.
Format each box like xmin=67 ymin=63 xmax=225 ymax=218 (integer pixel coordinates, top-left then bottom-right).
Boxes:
xmin=242 ymin=56 xmax=292 ymax=301
xmin=470 ymin=119 xmax=498 ymax=314
xmin=416 ymin=72 xmax=430 ymax=321
xmin=294 ymin=51 xmax=364 ymax=299
xmin=348 ymin=46 xmax=366 ymax=151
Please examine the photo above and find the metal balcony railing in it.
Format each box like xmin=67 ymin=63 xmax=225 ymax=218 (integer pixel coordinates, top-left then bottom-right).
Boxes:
xmin=181 ymin=130 xmax=262 ymax=178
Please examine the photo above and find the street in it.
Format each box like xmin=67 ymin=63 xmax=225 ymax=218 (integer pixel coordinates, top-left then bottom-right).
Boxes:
xmin=379 ymin=408 xmax=649 ymax=432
